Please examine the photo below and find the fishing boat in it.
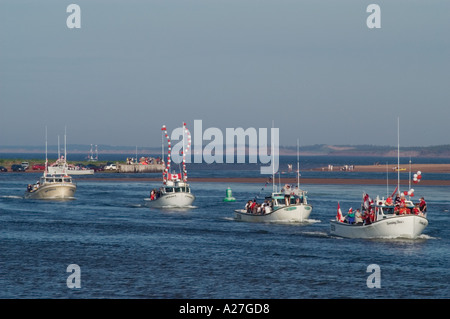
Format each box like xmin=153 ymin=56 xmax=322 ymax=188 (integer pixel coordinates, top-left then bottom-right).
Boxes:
xmin=48 ymin=161 xmax=94 ymax=175
xmin=234 ymin=189 xmax=312 ymax=223
xmin=46 ymin=135 xmax=94 ymax=175
xmin=25 ymin=128 xmax=77 ymax=200
xmin=24 ymin=174 xmax=76 ymax=200
xmin=234 ymin=139 xmax=312 ymax=223
xmin=329 ymin=118 xmax=428 ymax=239
xmin=145 ymin=123 xmax=195 ymax=208
xmin=330 ymin=196 xmax=428 ymax=239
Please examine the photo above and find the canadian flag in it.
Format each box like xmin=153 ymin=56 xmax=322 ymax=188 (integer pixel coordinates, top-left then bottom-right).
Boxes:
xmin=168 ymin=173 xmax=181 ymax=180
xmin=336 ymin=202 xmax=345 ymax=222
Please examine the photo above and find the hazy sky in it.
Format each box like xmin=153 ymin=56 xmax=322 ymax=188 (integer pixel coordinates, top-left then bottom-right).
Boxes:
xmin=1 ymin=0 xmax=449 ymax=148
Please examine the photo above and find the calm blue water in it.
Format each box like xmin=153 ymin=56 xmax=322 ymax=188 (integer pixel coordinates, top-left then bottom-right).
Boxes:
xmin=0 ymin=155 xmax=449 ymax=299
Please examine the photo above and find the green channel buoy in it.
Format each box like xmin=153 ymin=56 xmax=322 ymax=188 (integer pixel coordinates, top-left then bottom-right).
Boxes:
xmin=223 ymin=187 xmax=236 ymax=202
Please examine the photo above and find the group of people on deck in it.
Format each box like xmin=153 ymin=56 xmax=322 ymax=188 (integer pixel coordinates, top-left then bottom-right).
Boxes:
xmin=385 ymin=194 xmax=427 ymax=216
xmin=243 ymin=184 xmax=304 ymax=215
xmin=27 ymin=181 xmax=40 ymax=192
xmin=344 ymin=208 xmax=375 ymax=225
xmin=343 ymin=194 xmax=427 ymax=225
xmin=245 ymin=199 xmax=273 ymax=215
xmin=282 ymin=184 xmax=304 ymax=205
xmin=149 ymin=189 xmax=161 ymax=201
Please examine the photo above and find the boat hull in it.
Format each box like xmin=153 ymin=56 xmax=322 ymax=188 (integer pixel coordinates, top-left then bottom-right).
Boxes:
xmin=234 ymin=204 xmax=312 ymax=223
xmin=330 ymin=215 xmax=428 ymax=239
xmin=145 ymin=192 xmax=195 ymax=208
xmin=24 ymin=183 xmax=77 ymax=200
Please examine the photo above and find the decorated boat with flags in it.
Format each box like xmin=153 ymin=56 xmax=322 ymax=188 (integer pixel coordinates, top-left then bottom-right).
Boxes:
xmin=330 ymin=118 xmax=428 ymax=239
xmin=234 ymin=139 xmax=312 ymax=223
xmin=145 ymin=123 xmax=195 ymax=208
xmin=330 ymin=193 xmax=428 ymax=239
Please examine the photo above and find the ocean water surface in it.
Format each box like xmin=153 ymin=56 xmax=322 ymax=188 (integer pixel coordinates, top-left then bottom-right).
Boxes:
xmin=0 ymin=156 xmax=449 ymax=298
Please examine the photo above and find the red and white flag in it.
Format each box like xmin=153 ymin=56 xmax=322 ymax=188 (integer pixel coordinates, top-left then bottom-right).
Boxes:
xmin=168 ymin=173 xmax=181 ymax=180
xmin=336 ymin=202 xmax=345 ymax=222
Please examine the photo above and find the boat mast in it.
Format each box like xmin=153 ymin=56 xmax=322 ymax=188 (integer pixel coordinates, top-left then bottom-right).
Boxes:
xmin=44 ymin=126 xmax=48 ymax=177
xmin=64 ymin=126 xmax=67 ymax=175
xmin=161 ymin=125 xmax=166 ymax=184
xmin=182 ymin=122 xmax=185 ymax=180
xmin=409 ymin=157 xmax=412 ymax=200
xmin=272 ymin=120 xmax=276 ymax=192
xmin=297 ymin=138 xmax=300 ymax=188
xmin=386 ymin=161 xmax=389 ymax=198
xmin=397 ymin=117 xmax=400 ymax=195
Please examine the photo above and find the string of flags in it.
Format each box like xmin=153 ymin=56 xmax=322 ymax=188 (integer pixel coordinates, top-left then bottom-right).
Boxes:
xmin=161 ymin=123 xmax=191 ymax=183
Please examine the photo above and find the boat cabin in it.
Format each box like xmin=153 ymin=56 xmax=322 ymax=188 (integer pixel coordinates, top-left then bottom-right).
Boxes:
xmin=267 ymin=192 xmax=307 ymax=207
xmin=41 ymin=175 xmax=73 ymax=184
xmin=162 ymin=180 xmax=191 ymax=194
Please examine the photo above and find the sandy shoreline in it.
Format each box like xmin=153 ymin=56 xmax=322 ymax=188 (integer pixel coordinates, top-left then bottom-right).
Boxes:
xmin=4 ymin=163 xmax=449 ymax=186
xmin=317 ymin=163 xmax=450 ymax=173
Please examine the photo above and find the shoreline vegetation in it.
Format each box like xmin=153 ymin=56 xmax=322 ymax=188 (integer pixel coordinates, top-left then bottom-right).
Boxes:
xmin=1 ymin=158 xmax=449 ymax=186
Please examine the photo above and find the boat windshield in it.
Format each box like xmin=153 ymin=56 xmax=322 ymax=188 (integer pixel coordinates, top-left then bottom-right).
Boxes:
xmin=43 ymin=176 xmax=72 ymax=183
xmin=166 ymin=186 xmax=190 ymax=193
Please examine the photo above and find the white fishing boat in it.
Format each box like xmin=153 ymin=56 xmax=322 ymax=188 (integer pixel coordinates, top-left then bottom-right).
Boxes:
xmin=234 ymin=139 xmax=313 ymax=223
xmin=329 ymin=118 xmax=428 ymax=239
xmin=145 ymin=123 xmax=195 ymax=208
xmin=25 ymin=127 xmax=77 ymax=200
xmin=47 ymin=134 xmax=94 ymax=175
xmin=48 ymin=163 xmax=94 ymax=175
xmin=330 ymin=197 xmax=428 ymax=239
xmin=25 ymin=174 xmax=76 ymax=200
xmin=234 ymin=190 xmax=312 ymax=223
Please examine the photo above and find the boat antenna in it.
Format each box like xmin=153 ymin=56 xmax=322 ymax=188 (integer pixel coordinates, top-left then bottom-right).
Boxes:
xmin=386 ymin=161 xmax=389 ymax=198
xmin=272 ymin=120 xmax=276 ymax=192
xmin=44 ymin=126 xmax=48 ymax=177
xmin=161 ymin=126 xmax=165 ymax=183
xmin=297 ymin=138 xmax=300 ymax=188
xmin=409 ymin=157 xmax=412 ymax=200
xmin=397 ymin=117 xmax=400 ymax=196
xmin=182 ymin=122 xmax=185 ymax=180
xmin=64 ymin=126 xmax=67 ymax=175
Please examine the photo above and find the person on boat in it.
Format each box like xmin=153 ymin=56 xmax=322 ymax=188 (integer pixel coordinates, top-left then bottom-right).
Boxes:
xmin=245 ymin=200 xmax=253 ymax=213
xmin=399 ymin=195 xmax=410 ymax=215
xmin=413 ymin=204 xmax=420 ymax=215
xmin=419 ymin=197 xmax=427 ymax=215
xmin=355 ymin=209 xmax=363 ymax=225
xmin=363 ymin=210 xmax=371 ymax=225
xmin=283 ymin=184 xmax=291 ymax=206
xmin=292 ymin=186 xmax=302 ymax=204
xmin=150 ymin=189 xmax=155 ymax=201
xmin=394 ymin=194 xmax=401 ymax=205
xmin=369 ymin=208 xmax=376 ymax=223
xmin=385 ymin=196 xmax=393 ymax=206
xmin=263 ymin=200 xmax=272 ymax=214
xmin=346 ymin=208 xmax=355 ymax=224
xmin=27 ymin=184 xmax=32 ymax=192
xmin=248 ymin=200 xmax=257 ymax=214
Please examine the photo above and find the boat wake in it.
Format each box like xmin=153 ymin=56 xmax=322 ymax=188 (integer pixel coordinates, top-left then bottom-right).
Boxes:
xmin=302 ymin=230 xmax=339 ymax=239
xmin=0 ymin=195 xmax=23 ymax=199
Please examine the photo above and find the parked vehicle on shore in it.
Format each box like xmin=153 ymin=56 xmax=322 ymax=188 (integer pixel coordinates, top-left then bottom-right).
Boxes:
xmin=21 ymin=162 xmax=30 ymax=170
xmin=0 ymin=166 xmax=7 ymax=172
xmin=11 ymin=164 xmax=25 ymax=172
xmin=103 ymin=163 xmax=117 ymax=170
xmin=32 ymin=164 xmax=46 ymax=170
